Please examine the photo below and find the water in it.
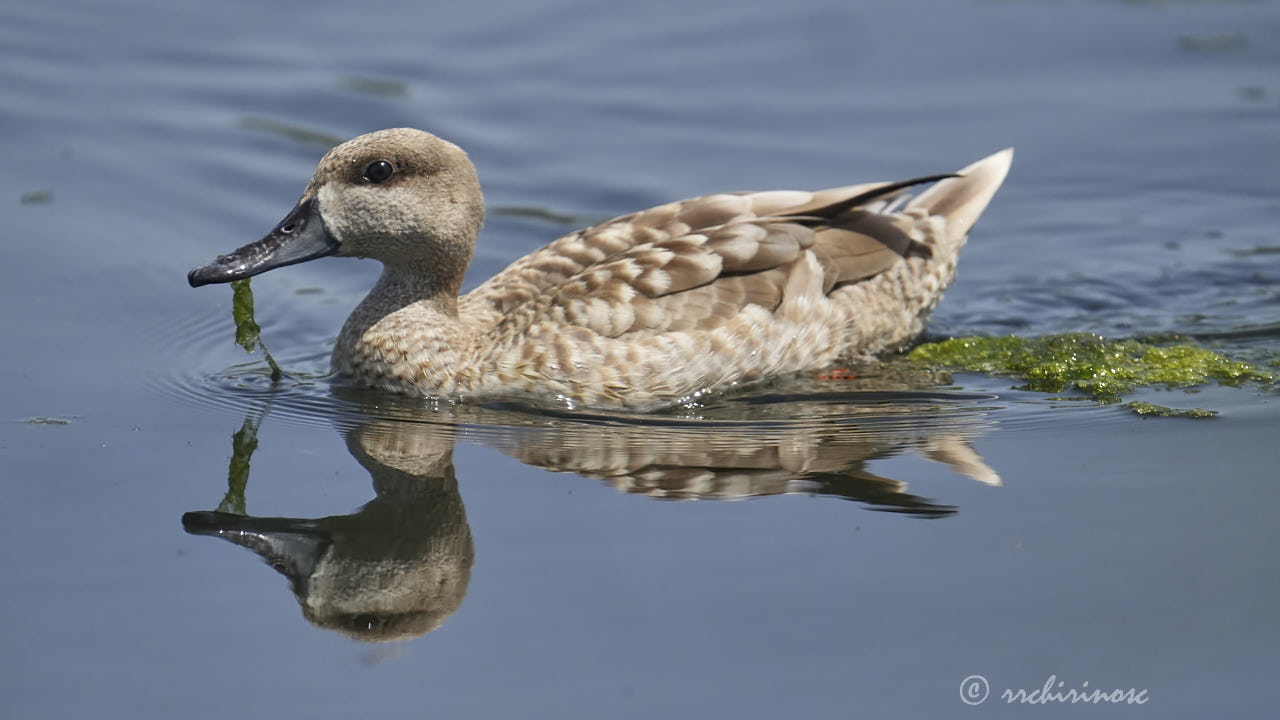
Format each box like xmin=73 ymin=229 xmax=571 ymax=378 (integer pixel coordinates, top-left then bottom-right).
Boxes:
xmin=2 ymin=0 xmax=1278 ymax=717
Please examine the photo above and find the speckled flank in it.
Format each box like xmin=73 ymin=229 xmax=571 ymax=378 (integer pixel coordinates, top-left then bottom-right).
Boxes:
xmin=277 ymin=129 xmax=1009 ymax=410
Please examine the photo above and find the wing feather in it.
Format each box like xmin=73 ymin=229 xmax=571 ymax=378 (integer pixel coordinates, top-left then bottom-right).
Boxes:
xmin=465 ymin=176 xmax=947 ymax=340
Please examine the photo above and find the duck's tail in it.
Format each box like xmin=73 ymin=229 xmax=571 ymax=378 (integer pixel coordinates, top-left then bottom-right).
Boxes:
xmin=905 ymin=148 xmax=1014 ymax=249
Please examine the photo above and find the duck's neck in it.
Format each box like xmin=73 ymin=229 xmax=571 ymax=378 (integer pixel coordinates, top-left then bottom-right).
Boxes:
xmin=372 ymin=263 xmax=459 ymax=316
xmin=334 ymin=264 xmax=468 ymax=381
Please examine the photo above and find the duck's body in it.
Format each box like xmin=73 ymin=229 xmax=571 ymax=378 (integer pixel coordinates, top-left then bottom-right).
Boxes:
xmin=190 ymin=129 xmax=1012 ymax=410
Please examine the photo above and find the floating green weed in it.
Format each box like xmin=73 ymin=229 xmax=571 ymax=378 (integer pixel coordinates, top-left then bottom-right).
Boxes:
xmin=237 ymin=116 xmax=344 ymax=149
xmin=1124 ymin=402 xmax=1218 ymax=419
xmin=216 ymin=414 xmax=259 ymax=515
xmin=23 ymin=416 xmax=71 ymax=425
xmin=19 ymin=190 xmax=52 ymax=205
xmin=335 ymin=74 xmax=408 ymax=97
xmin=907 ymin=333 xmax=1273 ymax=417
xmin=491 ymin=205 xmax=605 ymax=227
xmin=231 ymin=279 xmax=283 ymax=382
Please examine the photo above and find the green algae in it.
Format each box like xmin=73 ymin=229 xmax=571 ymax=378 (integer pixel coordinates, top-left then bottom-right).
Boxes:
xmin=237 ymin=116 xmax=344 ymax=149
xmin=19 ymin=189 xmax=53 ymax=205
xmin=231 ymin=279 xmax=283 ymax=382
xmin=1124 ymin=402 xmax=1218 ymax=419
xmin=335 ymin=74 xmax=408 ymax=97
xmin=491 ymin=205 xmax=607 ymax=227
xmin=907 ymin=333 xmax=1273 ymax=415
xmin=215 ymin=414 xmax=259 ymax=515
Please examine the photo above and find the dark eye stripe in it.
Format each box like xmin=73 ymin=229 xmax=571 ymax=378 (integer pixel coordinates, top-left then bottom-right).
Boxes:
xmin=363 ymin=160 xmax=394 ymax=183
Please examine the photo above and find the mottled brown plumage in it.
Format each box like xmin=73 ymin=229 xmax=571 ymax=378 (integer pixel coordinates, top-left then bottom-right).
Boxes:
xmin=190 ymin=128 xmax=1012 ymax=410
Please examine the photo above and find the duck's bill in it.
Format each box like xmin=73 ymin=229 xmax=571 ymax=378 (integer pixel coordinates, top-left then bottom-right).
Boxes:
xmin=188 ymin=198 xmax=338 ymax=287
xmin=182 ymin=511 xmax=325 ymax=577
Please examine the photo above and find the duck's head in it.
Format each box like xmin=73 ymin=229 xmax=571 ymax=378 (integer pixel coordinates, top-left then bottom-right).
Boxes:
xmin=188 ymin=128 xmax=485 ymax=290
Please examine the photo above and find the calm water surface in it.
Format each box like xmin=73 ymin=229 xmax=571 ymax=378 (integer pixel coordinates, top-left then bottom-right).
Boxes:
xmin=2 ymin=0 xmax=1278 ymax=717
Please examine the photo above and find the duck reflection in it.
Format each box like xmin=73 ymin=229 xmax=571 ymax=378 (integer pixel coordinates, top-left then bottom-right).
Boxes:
xmin=184 ymin=381 xmax=1001 ymax=642
xmin=184 ymin=418 xmax=473 ymax=642
xmin=467 ymin=407 xmax=999 ymax=512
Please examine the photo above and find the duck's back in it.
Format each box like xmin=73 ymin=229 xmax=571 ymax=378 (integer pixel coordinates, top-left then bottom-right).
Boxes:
xmin=453 ymin=148 xmax=1011 ymax=408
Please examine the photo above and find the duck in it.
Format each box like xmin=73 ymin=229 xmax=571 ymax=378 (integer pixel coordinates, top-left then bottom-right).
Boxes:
xmin=189 ymin=128 xmax=1012 ymax=410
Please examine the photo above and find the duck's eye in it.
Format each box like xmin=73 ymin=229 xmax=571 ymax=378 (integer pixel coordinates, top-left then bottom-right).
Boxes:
xmin=362 ymin=160 xmax=394 ymax=183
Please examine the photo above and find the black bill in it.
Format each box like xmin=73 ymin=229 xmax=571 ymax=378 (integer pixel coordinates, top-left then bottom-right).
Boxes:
xmin=188 ymin=197 xmax=338 ymax=287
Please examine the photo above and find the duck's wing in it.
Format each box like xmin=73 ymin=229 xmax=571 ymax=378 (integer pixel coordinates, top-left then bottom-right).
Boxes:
xmin=462 ymin=150 xmax=1011 ymax=338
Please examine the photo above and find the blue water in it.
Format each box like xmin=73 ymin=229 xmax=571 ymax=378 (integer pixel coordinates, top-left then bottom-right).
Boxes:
xmin=2 ymin=0 xmax=1278 ymax=717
